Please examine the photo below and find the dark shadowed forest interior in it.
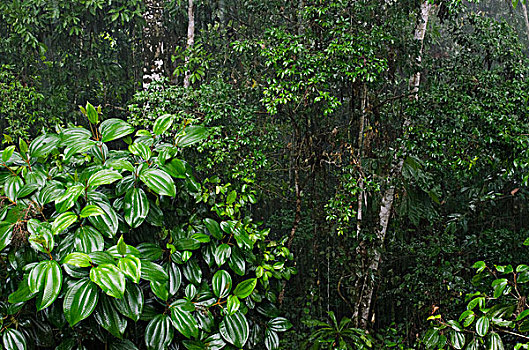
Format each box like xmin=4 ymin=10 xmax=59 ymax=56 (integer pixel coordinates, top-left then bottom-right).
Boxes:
xmin=2 ymin=0 xmax=529 ymax=349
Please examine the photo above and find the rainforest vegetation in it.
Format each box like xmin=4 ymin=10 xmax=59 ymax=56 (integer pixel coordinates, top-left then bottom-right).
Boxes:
xmin=1 ymin=0 xmax=529 ymax=349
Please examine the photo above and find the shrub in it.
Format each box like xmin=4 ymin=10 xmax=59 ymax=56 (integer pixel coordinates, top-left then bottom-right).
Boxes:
xmin=0 ymin=104 xmax=292 ymax=349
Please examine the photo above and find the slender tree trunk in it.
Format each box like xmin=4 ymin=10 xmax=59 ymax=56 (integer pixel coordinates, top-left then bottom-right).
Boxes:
xmin=356 ymin=84 xmax=367 ymax=239
xmin=355 ymin=1 xmax=432 ymax=328
xmin=142 ymin=0 xmax=165 ymax=89
xmin=184 ymin=0 xmax=195 ymax=88
xmin=521 ymin=1 xmax=529 ymax=43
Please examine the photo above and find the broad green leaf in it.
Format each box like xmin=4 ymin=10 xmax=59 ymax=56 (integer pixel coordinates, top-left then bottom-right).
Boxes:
xmin=36 ymin=260 xmax=62 ymax=311
xmin=63 ymin=278 xmax=99 ymax=326
xmin=174 ymin=238 xmax=201 ymax=251
xmin=137 ymin=243 xmax=163 ymax=261
xmin=153 ymin=114 xmax=174 ymax=135
xmin=27 ymin=219 xmax=54 ymax=253
xmin=227 ymin=295 xmax=240 ymax=315
xmin=212 ymin=270 xmax=232 ymax=298
xmin=182 ymin=259 xmax=202 ymax=285
xmin=63 ymin=252 xmax=92 ymax=268
xmin=94 ymin=296 xmax=128 ymax=338
xmin=29 ymin=134 xmax=60 ymax=158
xmin=52 ymin=211 xmax=78 ymax=234
xmin=145 ymin=314 xmax=174 ymax=350
xmin=4 ymin=175 xmax=23 ymax=202
xmin=28 ymin=261 xmax=47 ymax=293
xmin=229 ymin=247 xmax=246 ymax=276
xmin=163 ymin=158 xmax=187 ymax=179
xmin=90 ymin=264 xmax=126 ymax=299
xmin=117 ymin=235 xmax=127 ymax=255
xmin=124 ymin=188 xmax=149 ymax=228
xmin=170 ymin=306 xmax=199 ymax=339
xmin=233 ymin=278 xmax=257 ymax=299
xmin=476 ymin=316 xmax=490 ymax=337
xmin=140 ymin=169 xmax=176 ymax=197
xmin=100 ymin=119 xmax=135 ymax=142
xmin=2 ymin=145 xmax=15 ymax=162
xmin=8 ymin=276 xmax=36 ymax=303
xmin=86 ymin=102 xmax=99 ymax=124
xmin=129 ymin=142 xmax=152 ymax=160
xmin=118 ymin=256 xmax=141 ymax=283
xmin=0 ymin=222 xmax=13 ymax=251
xmin=150 ymin=280 xmax=169 ymax=301
xmin=450 ymin=331 xmax=465 ymax=350
xmin=168 ymin=263 xmax=182 ymax=296
xmin=2 ymin=328 xmax=27 ymax=350
xmin=176 ymin=126 xmax=209 ymax=148
xmin=55 ymin=184 xmax=84 ymax=213
xmin=74 ymin=226 xmax=104 ymax=252
xmin=423 ymin=328 xmax=439 ymax=349
xmin=488 ymin=332 xmax=504 ymax=350
xmin=112 ymin=282 xmax=144 ymax=322
xmin=141 ymin=260 xmax=168 ymax=282
xmin=88 ymin=169 xmax=123 ymax=188
xmin=220 ymin=311 xmax=249 ymax=348
xmin=267 ymin=317 xmax=292 ymax=332
xmin=265 ymin=329 xmax=279 ymax=350
xmin=204 ymin=218 xmax=222 ymax=240
xmin=88 ymin=199 xmax=119 ymax=237
xmin=215 ymin=244 xmax=231 ymax=267
xmin=80 ymin=204 xmax=105 ymax=218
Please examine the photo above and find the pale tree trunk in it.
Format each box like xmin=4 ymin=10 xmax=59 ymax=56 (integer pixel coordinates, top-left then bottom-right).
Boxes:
xmin=356 ymin=84 xmax=367 ymax=239
xmin=355 ymin=1 xmax=432 ymax=328
xmin=521 ymin=1 xmax=529 ymax=42
xmin=184 ymin=0 xmax=195 ymax=88
xmin=142 ymin=0 xmax=166 ymax=89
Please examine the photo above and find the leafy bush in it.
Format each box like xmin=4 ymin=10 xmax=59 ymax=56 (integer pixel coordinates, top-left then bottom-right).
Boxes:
xmin=0 ymin=104 xmax=292 ymax=349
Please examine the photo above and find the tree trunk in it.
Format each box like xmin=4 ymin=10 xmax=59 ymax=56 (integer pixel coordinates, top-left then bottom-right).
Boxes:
xmin=184 ymin=0 xmax=195 ymax=89
xmin=142 ymin=0 xmax=165 ymax=89
xmin=521 ymin=1 xmax=529 ymax=43
xmin=355 ymin=0 xmax=432 ymax=328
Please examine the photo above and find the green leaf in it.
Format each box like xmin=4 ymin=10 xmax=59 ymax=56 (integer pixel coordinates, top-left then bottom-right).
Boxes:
xmin=488 ymin=332 xmax=504 ymax=350
xmin=182 ymin=259 xmax=202 ymax=285
xmin=112 ymin=282 xmax=144 ymax=322
xmin=145 ymin=314 xmax=174 ymax=350
xmin=163 ymin=158 xmax=187 ymax=179
xmin=150 ymin=280 xmax=169 ymax=301
xmin=100 ymin=119 xmax=135 ymax=142
xmin=153 ymin=114 xmax=174 ymax=135
xmin=129 ymin=142 xmax=152 ymax=160
xmin=204 ymin=219 xmax=222 ymax=240
xmin=52 ymin=211 xmax=78 ymax=234
xmin=168 ymin=263 xmax=182 ymax=296
xmin=170 ymin=305 xmax=199 ymax=339
xmin=94 ymin=296 xmax=128 ymax=338
xmin=86 ymin=102 xmax=99 ymax=124
xmin=8 ymin=276 xmax=36 ymax=303
xmin=4 ymin=175 xmax=23 ymax=202
xmin=88 ymin=200 xmax=119 ymax=237
xmin=74 ymin=226 xmax=104 ymax=252
xmin=27 ymin=219 xmax=54 ymax=253
xmin=141 ymin=260 xmax=169 ymax=282
xmin=55 ymin=184 xmax=84 ymax=213
xmin=176 ymin=126 xmax=209 ymax=147
xmin=90 ymin=264 xmax=126 ymax=299
xmin=0 ymin=222 xmax=13 ymax=252
xmin=2 ymin=328 xmax=27 ymax=350
xmin=215 ymin=244 xmax=231 ymax=267
xmin=63 ymin=278 xmax=99 ymax=326
xmin=36 ymin=260 xmax=62 ymax=311
xmin=450 ymin=331 xmax=465 ymax=350
xmin=423 ymin=328 xmax=439 ymax=349
xmin=118 ymin=256 xmax=141 ymax=283
xmin=212 ymin=270 xmax=232 ymax=298
xmin=2 ymin=145 xmax=15 ymax=163
xmin=267 ymin=317 xmax=292 ymax=332
xmin=233 ymin=278 xmax=257 ymax=299
xmin=117 ymin=235 xmax=127 ymax=256
xmin=220 ymin=311 xmax=249 ymax=348
xmin=265 ymin=329 xmax=279 ymax=350
xmin=476 ymin=316 xmax=490 ymax=337
xmin=88 ymin=169 xmax=123 ymax=188
xmin=29 ymin=134 xmax=60 ymax=158
xmin=124 ymin=188 xmax=150 ymax=228
xmin=140 ymin=169 xmax=176 ymax=197
xmin=63 ymin=252 xmax=92 ymax=268
xmin=227 ymin=295 xmax=240 ymax=315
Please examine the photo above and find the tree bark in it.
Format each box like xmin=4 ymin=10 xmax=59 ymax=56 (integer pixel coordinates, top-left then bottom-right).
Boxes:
xmin=355 ymin=0 xmax=432 ymax=328
xmin=521 ymin=1 xmax=529 ymax=43
xmin=184 ymin=0 xmax=195 ymax=88
xmin=142 ymin=0 xmax=166 ymax=89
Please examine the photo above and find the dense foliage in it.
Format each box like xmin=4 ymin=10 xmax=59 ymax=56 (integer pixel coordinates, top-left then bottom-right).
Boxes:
xmin=2 ymin=0 xmax=529 ymax=349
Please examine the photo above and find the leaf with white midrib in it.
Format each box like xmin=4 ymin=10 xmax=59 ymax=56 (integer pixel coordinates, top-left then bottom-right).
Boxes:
xmin=220 ymin=311 xmax=249 ymax=348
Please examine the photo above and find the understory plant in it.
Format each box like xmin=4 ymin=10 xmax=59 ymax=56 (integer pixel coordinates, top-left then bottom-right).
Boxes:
xmin=0 ymin=104 xmax=293 ymax=349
